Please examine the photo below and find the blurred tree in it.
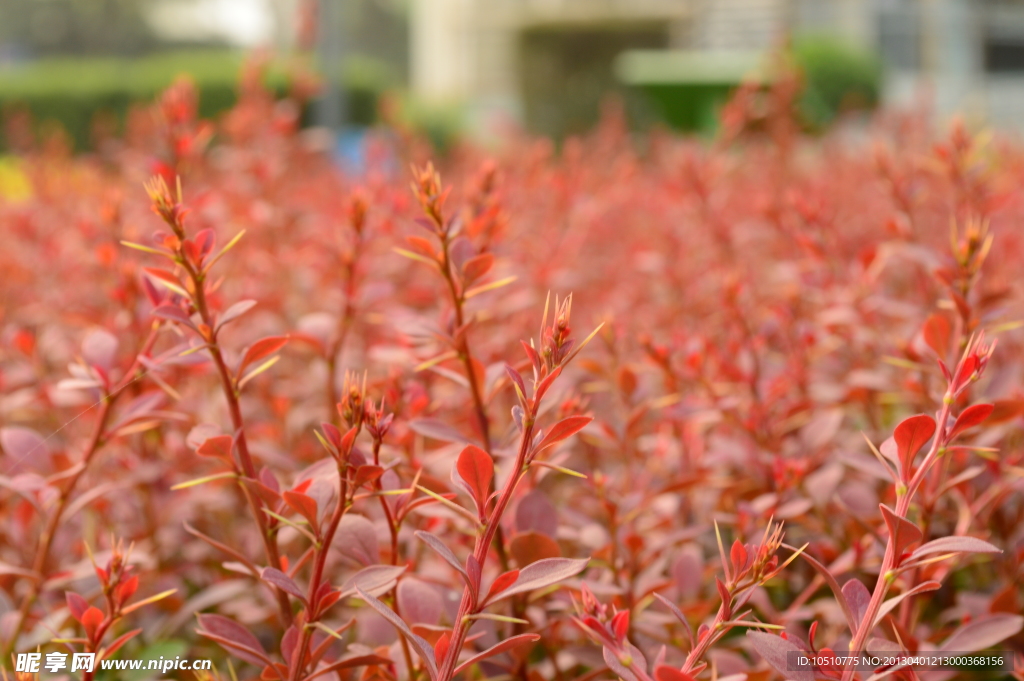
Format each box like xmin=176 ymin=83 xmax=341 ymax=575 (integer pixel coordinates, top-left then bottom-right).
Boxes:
xmin=0 ymin=0 xmax=159 ymax=56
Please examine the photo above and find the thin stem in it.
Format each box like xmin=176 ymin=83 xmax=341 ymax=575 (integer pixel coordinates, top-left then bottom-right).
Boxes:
xmin=436 ymin=416 xmax=536 ymax=681
xmin=184 ymin=260 xmax=293 ymax=626
xmin=2 ymin=326 xmax=160 ymax=661
xmin=840 ymin=398 xmax=953 ymax=681
xmin=436 ymin=233 xmax=510 ymax=574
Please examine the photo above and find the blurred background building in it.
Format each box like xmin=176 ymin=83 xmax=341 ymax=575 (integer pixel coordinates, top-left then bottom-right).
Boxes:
xmin=2 ymin=0 xmax=1024 ymax=148
xmin=410 ymin=0 xmax=1024 ymax=135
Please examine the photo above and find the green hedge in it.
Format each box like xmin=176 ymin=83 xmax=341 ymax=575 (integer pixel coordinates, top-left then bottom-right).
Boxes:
xmin=0 ymin=50 xmax=390 ymax=151
xmin=792 ymin=36 xmax=882 ymax=129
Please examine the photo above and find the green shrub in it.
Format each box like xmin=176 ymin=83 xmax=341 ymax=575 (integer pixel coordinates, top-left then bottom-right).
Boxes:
xmin=791 ymin=35 xmax=883 ymax=129
xmin=0 ymin=50 xmax=389 ymax=151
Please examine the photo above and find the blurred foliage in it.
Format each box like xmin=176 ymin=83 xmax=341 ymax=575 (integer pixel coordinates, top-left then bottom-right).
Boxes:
xmin=791 ymin=35 xmax=883 ymax=129
xmin=622 ymin=37 xmax=882 ymax=135
xmin=0 ymin=51 xmax=394 ymax=151
xmin=0 ymin=157 xmax=31 ymax=201
xmin=0 ymin=0 xmax=158 ymax=56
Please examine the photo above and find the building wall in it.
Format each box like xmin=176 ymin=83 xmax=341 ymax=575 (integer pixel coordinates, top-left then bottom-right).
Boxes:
xmin=409 ymin=0 xmax=1024 ymax=134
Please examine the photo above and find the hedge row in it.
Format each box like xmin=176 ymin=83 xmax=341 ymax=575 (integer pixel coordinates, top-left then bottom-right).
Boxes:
xmin=0 ymin=50 xmax=388 ymax=150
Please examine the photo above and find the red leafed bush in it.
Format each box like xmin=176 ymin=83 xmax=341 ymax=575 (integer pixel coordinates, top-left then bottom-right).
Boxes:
xmin=1 ymin=63 xmax=1023 ymax=681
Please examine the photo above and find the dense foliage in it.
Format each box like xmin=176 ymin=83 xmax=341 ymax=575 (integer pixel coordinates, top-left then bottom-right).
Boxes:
xmin=1 ymin=63 xmax=1023 ymax=681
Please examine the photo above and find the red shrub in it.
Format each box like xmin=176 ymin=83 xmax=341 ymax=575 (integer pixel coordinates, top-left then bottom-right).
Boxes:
xmin=1 ymin=66 xmax=1023 ymax=681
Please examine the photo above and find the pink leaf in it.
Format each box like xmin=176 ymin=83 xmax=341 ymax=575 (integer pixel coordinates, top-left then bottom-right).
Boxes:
xmin=414 ymin=531 xmax=471 ymax=585
xmin=408 ymin=418 xmax=471 ymax=444
xmin=941 ymin=614 xmax=1024 ymax=653
xmin=335 ymin=514 xmax=380 ymax=566
xmin=356 ymin=588 xmax=437 ymax=681
xmin=486 ymin=556 xmax=589 ymax=603
xmin=81 ymin=328 xmax=119 ymax=370
xmin=217 ymin=299 xmax=257 ymax=331
xmin=873 ymin=581 xmax=941 ymax=627
xmin=397 ymin=578 xmax=442 ymax=625
xmin=152 ymin=304 xmax=198 ymax=330
xmin=66 ymin=592 xmax=90 ymax=621
xmin=341 ymin=565 xmax=406 ymax=597
xmin=452 ymin=633 xmax=539 ymax=676
xmin=0 ymin=426 xmax=49 ymax=460
xmin=747 ymin=631 xmax=815 ymax=681
xmin=261 ymin=567 xmax=306 ymax=603
xmin=842 ymin=578 xmax=871 ymax=629
xmin=910 ymin=535 xmax=1001 ymax=559
xmin=196 ymin=613 xmax=272 ymax=666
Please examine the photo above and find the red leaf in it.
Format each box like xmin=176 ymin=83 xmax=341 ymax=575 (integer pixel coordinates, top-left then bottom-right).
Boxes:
xmin=949 ymin=403 xmax=994 ymax=440
xmin=534 ymin=366 xmax=562 ymax=402
xmin=510 ymin=531 xmax=561 ymax=567
xmin=196 ymin=435 xmax=233 ymax=460
xmin=456 ymin=444 xmax=493 ymax=514
xmin=239 ymin=336 xmax=289 ymax=376
xmin=354 ymin=465 xmax=384 ymax=489
xmin=989 ymin=398 xmax=1024 ymax=423
xmin=283 ymin=490 xmax=319 ymax=530
xmin=893 ymin=414 xmax=936 ymax=480
xmin=104 ymin=628 xmax=142 ymax=657
xmin=406 ymin=235 xmax=438 ymax=259
xmin=81 ymin=606 xmax=104 ymax=638
xmin=484 ymin=569 xmax=520 ymax=605
xmin=535 ymin=415 xmax=592 ymax=453
xmin=715 ymin=577 xmax=732 ymax=619
xmin=452 ymin=633 xmax=540 ymax=676
xmin=880 ymin=504 xmax=923 ymax=560
xmin=433 ymin=632 xmax=450 ymax=666
xmin=143 ymin=267 xmax=185 ymax=288
xmin=655 ymin=667 xmax=697 ymax=681
xmin=922 ymin=314 xmax=951 ymax=359
xmin=462 ymin=253 xmax=494 ymax=286
xmin=116 ymin=574 xmax=139 ymax=603
xmin=611 ymin=610 xmax=629 ymax=642
xmin=730 ymin=539 xmax=748 ymax=574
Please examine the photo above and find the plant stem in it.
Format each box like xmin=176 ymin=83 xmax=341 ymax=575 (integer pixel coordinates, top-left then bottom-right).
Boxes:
xmin=185 ymin=261 xmax=293 ymax=626
xmin=840 ymin=398 xmax=953 ymax=681
xmin=435 ymin=416 xmax=536 ymax=681
xmin=2 ymin=326 xmax=159 ymax=662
